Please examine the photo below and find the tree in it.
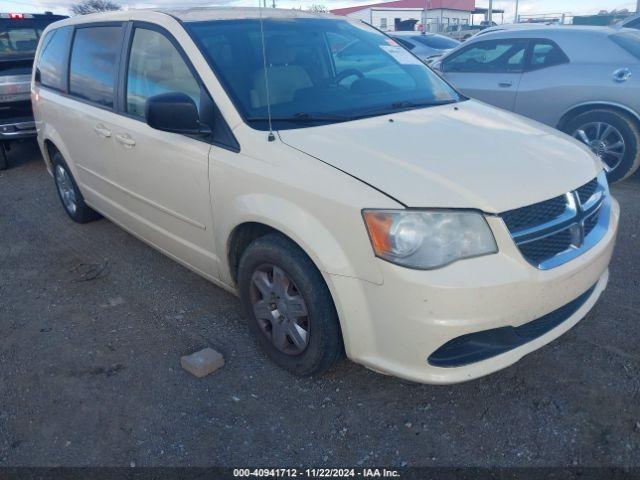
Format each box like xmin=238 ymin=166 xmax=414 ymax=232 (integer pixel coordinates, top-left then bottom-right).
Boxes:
xmin=71 ymin=0 xmax=121 ymax=15
xmin=307 ymin=4 xmax=328 ymax=13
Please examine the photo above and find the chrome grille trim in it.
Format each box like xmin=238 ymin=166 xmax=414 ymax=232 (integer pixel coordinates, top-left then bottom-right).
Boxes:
xmin=500 ymin=171 xmax=610 ymax=270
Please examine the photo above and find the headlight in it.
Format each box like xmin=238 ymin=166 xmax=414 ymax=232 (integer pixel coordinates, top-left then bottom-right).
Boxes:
xmin=362 ymin=209 xmax=497 ymax=269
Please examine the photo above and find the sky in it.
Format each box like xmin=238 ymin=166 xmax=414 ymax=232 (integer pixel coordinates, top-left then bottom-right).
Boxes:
xmin=0 ymin=0 xmax=637 ymax=22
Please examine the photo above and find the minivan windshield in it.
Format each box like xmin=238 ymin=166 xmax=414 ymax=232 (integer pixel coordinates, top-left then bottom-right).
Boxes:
xmin=187 ymin=18 xmax=461 ymax=129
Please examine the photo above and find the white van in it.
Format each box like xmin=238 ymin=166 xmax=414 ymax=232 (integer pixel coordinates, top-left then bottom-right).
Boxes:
xmin=32 ymin=8 xmax=619 ymax=384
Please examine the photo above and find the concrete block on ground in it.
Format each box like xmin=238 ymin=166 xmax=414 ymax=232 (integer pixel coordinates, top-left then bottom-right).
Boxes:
xmin=181 ymin=348 xmax=225 ymax=378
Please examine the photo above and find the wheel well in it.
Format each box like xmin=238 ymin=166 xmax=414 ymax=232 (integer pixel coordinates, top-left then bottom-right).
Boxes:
xmin=558 ymin=104 xmax=640 ymax=132
xmin=43 ymin=139 xmax=59 ymax=168
xmin=227 ymin=222 xmax=281 ymax=285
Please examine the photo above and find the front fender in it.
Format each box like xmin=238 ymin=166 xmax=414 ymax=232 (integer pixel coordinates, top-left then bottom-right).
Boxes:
xmin=218 ymin=192 xmax=384 ymax=286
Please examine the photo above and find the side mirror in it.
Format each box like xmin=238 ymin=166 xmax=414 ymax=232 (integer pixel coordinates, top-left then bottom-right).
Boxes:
xmin=145 ymin=92 xmax=211 ymax=136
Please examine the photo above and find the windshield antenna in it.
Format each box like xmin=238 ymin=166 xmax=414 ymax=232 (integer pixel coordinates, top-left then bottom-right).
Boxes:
xmin=258 ymin=0 xmax=275 ymax=142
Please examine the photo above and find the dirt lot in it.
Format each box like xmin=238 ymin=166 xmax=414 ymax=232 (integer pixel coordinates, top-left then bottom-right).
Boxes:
xmin=1 ymin=141 xmax=639 ymax=468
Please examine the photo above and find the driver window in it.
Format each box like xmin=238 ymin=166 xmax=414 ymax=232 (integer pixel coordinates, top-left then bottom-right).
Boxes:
xmin=443 ymin=39 xmax=527 ymax=73
xmin=126 ymin=28 xmax=201 ymax=118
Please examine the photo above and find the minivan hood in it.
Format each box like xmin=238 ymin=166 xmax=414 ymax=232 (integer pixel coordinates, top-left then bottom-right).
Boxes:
xmin=279 ymin=100 xmax=601 ymax=213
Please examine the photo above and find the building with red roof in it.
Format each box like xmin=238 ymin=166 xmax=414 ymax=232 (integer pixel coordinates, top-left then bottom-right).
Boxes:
xmin=331 ymin=0 xmax=481 ymax=33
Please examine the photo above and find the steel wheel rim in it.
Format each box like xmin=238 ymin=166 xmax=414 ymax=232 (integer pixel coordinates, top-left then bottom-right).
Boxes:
xmin=249 ymin=264 xmax=310 ymax=356
xmin=573 ymin=122 xmax=625 ymax=173
xmin=54 ymin=165 xmax=77 ymax=215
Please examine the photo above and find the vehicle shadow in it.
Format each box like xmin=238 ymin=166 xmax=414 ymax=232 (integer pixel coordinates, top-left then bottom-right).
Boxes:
xmin=3 ymin=139 xmax=42 ymax=170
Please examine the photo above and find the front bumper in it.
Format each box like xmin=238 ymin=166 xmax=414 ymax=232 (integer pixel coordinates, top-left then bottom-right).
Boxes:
xmin=328 ymin=197 xmax=619 ymax=384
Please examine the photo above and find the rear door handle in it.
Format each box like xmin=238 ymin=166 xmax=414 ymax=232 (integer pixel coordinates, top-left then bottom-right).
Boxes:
xmin=498 ymin=81 xmax=514 ymax=88
xmin=94 ymin=124 xmax=111 ymax=138
xmin=115 ymin=133 xmax=136 ymax=148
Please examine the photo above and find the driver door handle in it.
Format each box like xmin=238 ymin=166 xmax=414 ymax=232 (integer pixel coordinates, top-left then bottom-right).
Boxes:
xmin=498 ymin=81 xmax=514 ymax=88
xmin=115 ymin=133 xmax=136 ymax=148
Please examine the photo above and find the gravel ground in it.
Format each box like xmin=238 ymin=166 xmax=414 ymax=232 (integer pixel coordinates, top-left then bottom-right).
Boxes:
xmin=1 ymin=141 xmax=639 ymax=468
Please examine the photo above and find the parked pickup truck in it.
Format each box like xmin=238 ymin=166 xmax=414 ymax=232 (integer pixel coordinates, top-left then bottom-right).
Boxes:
xmin=444 ymin=21 xmax=497 ymax=41
xmin=0 ymin=12 xmax=66 ymax=169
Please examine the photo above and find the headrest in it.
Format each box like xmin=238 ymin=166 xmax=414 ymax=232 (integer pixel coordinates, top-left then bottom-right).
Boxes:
xmin=265 ymin=36 xmax=296 ymax=66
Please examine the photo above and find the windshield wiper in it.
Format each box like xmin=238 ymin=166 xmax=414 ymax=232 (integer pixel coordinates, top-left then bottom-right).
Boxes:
xmin=247 ymin=112 xmax=353 ymax=123
xmin=354 ymin=99 xmax=460 ymax=119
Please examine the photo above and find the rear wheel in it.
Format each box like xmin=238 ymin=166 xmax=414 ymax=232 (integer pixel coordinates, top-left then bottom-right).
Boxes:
xmin=564 ymin=109 xmax=640 ymax=183
xmin=52 ymin=152 xmax=101 ymax=223
xmin=238 ymin=233 xmax=344 ymax=376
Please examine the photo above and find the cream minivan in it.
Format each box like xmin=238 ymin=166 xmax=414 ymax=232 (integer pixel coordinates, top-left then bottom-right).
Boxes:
xmin=32 ymin=8 xmax=619 ymax=384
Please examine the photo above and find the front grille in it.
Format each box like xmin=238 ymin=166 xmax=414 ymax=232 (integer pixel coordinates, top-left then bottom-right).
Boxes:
xmin=501 ymin=195 xmax=567 ymax=232
xmin=519 ymin=230 xmax=573 ymax=266
xmin=577 ymin=178 xmax=598 ymax=205
xmin=584 ymin=210 xmax=600 ymax=237
xmin=499 ymin=174 xmax=609 ymax=269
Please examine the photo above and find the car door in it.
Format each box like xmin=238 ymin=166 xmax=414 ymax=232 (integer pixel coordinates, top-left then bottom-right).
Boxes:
xmin=440 ymin=38 xmax=528 ymax=111
xmin=52 ymin=23 xmax=126 ymax=212
xmin=513 ymin=39 xmax=572 ymax=126
xmin=111 ymin=24 xmax=219 ymax=278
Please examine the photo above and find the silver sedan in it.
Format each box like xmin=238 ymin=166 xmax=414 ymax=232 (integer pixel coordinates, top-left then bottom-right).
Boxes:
xmin=433 ymin=26 xmax=640 ymax=181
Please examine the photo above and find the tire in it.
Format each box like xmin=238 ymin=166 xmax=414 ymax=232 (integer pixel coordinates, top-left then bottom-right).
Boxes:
xmin=0 ymin=142 xmax=8 ymax=171
xmin=238 ymin=233 xmax=344 ymax=376
xmin=563 ymin=109 xmax=640 ymax=183
xmin=52 ymin=152 xmax=101 ymax=223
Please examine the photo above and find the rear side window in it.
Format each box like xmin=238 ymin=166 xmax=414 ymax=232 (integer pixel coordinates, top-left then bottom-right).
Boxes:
xmin=36 ymin=26 xmax=72 ymax=90
xmin=412 ymin=35 xmax=459 ymax=50
xmin=528 ymin=41 xmax=569 ymax=70
xmin=611 ymin=31 xmax=640 ymax=60
xmin=126 ymin=28 xmax=201 ymax=118
xmin=442 ymin=39 xmax=527 ymax=73
xmin=69 ymin=26 xmax=122 ymax=108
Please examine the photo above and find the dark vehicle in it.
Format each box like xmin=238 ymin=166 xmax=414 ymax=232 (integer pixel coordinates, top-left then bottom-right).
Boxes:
xmin=0 ymin=12 xmax=66 ymax=169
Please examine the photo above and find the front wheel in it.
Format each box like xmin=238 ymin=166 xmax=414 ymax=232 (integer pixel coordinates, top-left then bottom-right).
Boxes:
xmin=238 ymin=233 xmax=344 ymax=376
xmin=564 ymin=109 xmax=640 ymax=183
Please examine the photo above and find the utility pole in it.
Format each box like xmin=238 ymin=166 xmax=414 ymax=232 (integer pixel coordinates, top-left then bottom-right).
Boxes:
xmin=637 ymin=0 xmax=640 ymax=13
xmin=514 ymin=0 xmax=519 ymax=23
xmin=422 ymin=0 xmax=431 ymax=33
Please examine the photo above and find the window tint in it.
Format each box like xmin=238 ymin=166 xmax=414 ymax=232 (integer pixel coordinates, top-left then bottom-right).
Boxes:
xmin=443 ymin=40 xmax=527 ymax=73
xmin=126 ymin=28 xmax=201 ymax=118
xmin=529 ymin=41 xmax=568 ymax=69
xmin=626 ymin=18 xmax=640 ymax=29
xmin=36 ymin=26 xmax=72 ymax=90
xmin=69 ymin=26 xmax=122 ymax=108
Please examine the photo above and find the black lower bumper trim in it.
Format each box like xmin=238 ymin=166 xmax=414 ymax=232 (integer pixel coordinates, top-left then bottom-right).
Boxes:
xmin=427 ymin=283 xmax=597 ymax=368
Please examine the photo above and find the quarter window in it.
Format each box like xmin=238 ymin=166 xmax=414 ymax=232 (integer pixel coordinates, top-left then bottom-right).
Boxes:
xmin=69 ymin=26 xmax=122 ymax=108
xmin=529 ymin=41 xmax=568 ymax=70
xmin=126 ymin=28 xmax=201 ymax=119
xmin=36 ymin=26 xmax=72 ymax=90
xmin=443 ymin=40 xmax=527 ymax=73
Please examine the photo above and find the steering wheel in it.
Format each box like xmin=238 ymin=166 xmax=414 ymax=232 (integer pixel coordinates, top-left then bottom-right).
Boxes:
xmin=334 ymin=69 xmax=365 ymax=86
